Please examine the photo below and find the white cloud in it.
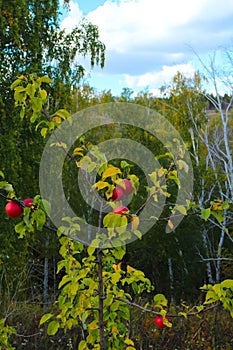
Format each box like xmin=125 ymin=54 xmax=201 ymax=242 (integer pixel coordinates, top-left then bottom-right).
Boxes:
xmin=124 ymin=63 xmax=195 ymax=89
xmin=61 ymin=0 xmax=233 ymax=94
xmin=87 ymin=0 xmax=233 ymax=53
xmin=60 ymin=1 xmax=83 ymax=30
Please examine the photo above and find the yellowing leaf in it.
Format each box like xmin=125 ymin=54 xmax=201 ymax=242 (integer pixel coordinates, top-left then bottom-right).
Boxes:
xmin=113 ymin=262 xmax=122 ymax=271
xmin=52 ymin=116 xmax=61 ymax=124
xmin=89 ymin=321 xmax=98 ymax=330
xmin=112 ymin=326 xmax=118 ymax=335
xmin=125 ymin=339 xmax=135 ymax=346
xmin=40 ymin=89 xmax=47 ymax=101
xmin=127 ymin=265 xmax=134 ymax=274
xmin=41 ymin=127 xmax=48 ymax=138
xmin=176 ymin=159 xmax=189 ymax=173
xmin=167 ymin=219 xmax=174 ymax=230
xmin=102 ymin=166 xmax=121 ymax=180
xmin=93 ymin=181 xmax=109 ymax=191
xmin=158 ymin=167 xmax=166 ymax=177
xmin=78 ymin=340 xmax=87 ymax=350
xmin=73 ymin=147 xmax=84 ymax=156
xmin=131 ymin=215 xmax=140 ymax=231
xmin=175 ymin=205 xmax=187 ymax=215
xmin=53 ymin=109 xmax=70 ymax=119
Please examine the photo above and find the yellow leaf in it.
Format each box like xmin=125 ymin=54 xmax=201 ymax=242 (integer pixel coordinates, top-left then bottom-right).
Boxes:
xmin=168 ymin=219 xmax=174 ymax=230
xmin=112 ymin=326 xmax=118 ymax=335
xmin=89 ymin=321 xmax=98 ymax=330
xmin=102 ymin=166 xmax=121 ymax=180
xmin=131 ymin=215 xmax=140 ymax=231
xmin=127 ymin=265 xmax=134 ymax=274
xmin=158 ymin=167 xmax=166 ymax=177
xmin=176 ymin=159 xmax=189 ymax=173
xmin=52 ymin=116 xmax=61 ymax=124
xmin=125 ymin=339 xmax=135 ymax=346
xmin=93 ymin=181 xmax=109 ymax=191
xmin=73 ymin=147 xmax=84 ymax=156
xmin=113 ymin=262 xmax=122 ymax=272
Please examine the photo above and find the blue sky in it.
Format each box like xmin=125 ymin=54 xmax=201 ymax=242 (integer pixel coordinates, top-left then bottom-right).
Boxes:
xmin=60 ymin=0 xmax=233 ymax=96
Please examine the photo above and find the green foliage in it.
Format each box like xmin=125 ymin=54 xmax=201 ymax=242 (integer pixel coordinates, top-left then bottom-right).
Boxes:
xmin=40 ymin=235 xmax=154 ymax=349
xmin=202 ymin=280 xmax=233 ymax=317
xmin=0 ymin=319 xmax=16 ymax=350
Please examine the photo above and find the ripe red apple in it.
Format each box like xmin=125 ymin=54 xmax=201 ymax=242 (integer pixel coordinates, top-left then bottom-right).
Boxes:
xmin=5 ymin=201 xmax=23 ymax=218
xmin=154 ymin=315 xmax=170 ymax=329
xmin=119 ymin=179 xmax=133 ymax=195
xmin=23 ymin=198 xmax=34 ymax=207
xmin=113 ymin=206 xmax=129 ymax=215
xmin=112 ymin=187 xmax=125 ymax=201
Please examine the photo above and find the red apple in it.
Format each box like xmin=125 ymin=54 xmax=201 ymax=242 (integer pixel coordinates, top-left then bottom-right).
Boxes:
xmin=112 ymin=187 xmax=125 ymax=201
xmin=113 ymin=206 xmax=129 ymax=215
xmin=119 ymin=179 xmax=133 ymax=195
xmin=23 ymin=198 xmax=34 ymax=207
xmin=154 ymin=315 xmax=170 ymax=329
xmin=5 ymin=201 xmax=23 ymax=218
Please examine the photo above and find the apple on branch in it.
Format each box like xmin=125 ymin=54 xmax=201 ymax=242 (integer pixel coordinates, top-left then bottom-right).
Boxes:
xmin=112 ymin=187 xmax=125 ymax=201
xmin=23 ymin=198 xmax=34 ymax=207
xmin=119 ymin=179 xmax=134 ymax=195
xmin=5 ymin=201 xmax=23 ymax=218
xmin=113 ymin=206 xmax=129 ymax=216
xmin=154 ymin=315 xmax=170 ymax=329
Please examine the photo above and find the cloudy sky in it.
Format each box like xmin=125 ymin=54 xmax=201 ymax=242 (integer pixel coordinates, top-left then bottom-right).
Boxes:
xmin=60 ymin=0 xmax=233 ymax=95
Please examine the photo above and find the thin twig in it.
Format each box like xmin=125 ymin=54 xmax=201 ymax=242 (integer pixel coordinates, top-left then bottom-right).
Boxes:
xmin=114 ymin=297 xmax=220 ymax=318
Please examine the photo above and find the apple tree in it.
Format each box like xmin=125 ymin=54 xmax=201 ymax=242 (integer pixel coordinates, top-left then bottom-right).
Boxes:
xmin=0 ymin=74 xmax=232 ymax=349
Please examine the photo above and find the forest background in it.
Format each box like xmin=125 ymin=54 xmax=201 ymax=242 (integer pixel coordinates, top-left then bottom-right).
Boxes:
xmin=0 ymin=1 xmax=232 ymax=349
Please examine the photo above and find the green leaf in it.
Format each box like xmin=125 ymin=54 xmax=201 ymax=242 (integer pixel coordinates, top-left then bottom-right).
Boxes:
xmin=59 ymin=275 xmax=71 ymax=289
xmin=87 ymin=245 xmax=96 ymax=256
xmin=221 ymin=279 xmax=233 ymax=289
xmin=201 ymin=208 xmax=211 ymax=221
xmin=40 ymin=313 xmax=53 ymax=325
xmin=153 ymin=293 xmax=168 ymax=307
xmin=111 ymin=246 xmax=126 ymax=260
xmin=32 ymin=209 xmax=46 ymax=230
xmin=41 ymin=127 xmax=48 ymax=138
xmin=69 ymin=282 xmax=79 ymax=296
xmin=47 ymin=320 xmax=59 ymax=335
xmin=38 ymin=76 xmax=52 ymax=84
xmin=211 ymin=211 xmax=224 ymax=223
xmin=111 ymin=272 xmax=121 ymax=284
xmin=26 ymin=83 xmax=35 ymax=98
xmin=10 ymin=78 xmax=24 ymax=90
xmin=15 ymin=221 xmax=27 ymax=238
xmin=174 ymin=205 xmax=187 ymax=215
xmin=205 ymin=290 xmax=218 ymax=304
xmin=53 ymin=109 xmax=70 ymax=119
xmin=133 ymin=229 xmax=142 ymax=239
xmin=125 ymin=339 xmax=135 ymax=346
xmin=0 ymin=181 xmax=13 ymax=192
xmin=78 ymin=340 xmax=88 ymax=350
xmin=40 ymin=89 xmax=47 ymax=101
xmin=14 ymin=86 xmax=26 ymax=94
xmin=178 ymin=311 xmax=188 ymax=319
xmin=31 ymin=97 xmax=42 ymax=113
